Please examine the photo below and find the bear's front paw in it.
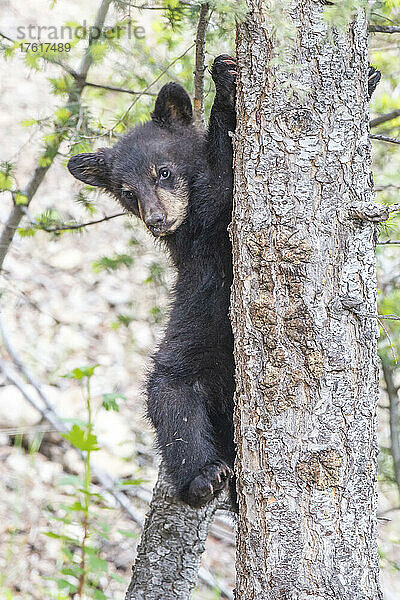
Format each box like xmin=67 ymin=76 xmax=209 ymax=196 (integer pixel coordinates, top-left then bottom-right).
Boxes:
xmin=186 ymin=461 xmax=233 ymax=508
xmin=211 ymin=55 xmax=237 ymax=108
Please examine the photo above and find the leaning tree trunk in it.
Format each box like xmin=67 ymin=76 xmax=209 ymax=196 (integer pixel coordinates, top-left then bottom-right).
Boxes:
xmin=231 ymin=1 xmax=382 ymax=598
xmin=125 ymin=466 xmax=216 ymax=600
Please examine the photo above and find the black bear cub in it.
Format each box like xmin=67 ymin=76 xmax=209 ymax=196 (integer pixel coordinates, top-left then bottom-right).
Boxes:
xmin=68 ymin=55 xmax=237 ymax=508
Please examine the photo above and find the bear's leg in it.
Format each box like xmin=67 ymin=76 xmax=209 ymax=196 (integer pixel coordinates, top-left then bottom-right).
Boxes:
xmin=147 ymin=374 xmax=233 ymax=508
xmin=206 ymin=55 xmax=237 ymax=176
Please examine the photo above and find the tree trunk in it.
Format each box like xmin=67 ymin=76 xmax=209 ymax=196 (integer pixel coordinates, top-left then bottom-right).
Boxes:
xmin=231 ymin=2 xmax=382 ymax=598
xmin=125 ymin=466 xmax=216 ymax=600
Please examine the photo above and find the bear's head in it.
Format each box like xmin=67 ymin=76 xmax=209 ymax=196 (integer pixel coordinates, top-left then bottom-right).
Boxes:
xmin=68 ymin=83 xmax=205 ymax=237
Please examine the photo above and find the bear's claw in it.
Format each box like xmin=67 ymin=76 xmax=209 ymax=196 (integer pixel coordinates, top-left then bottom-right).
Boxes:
xmin=211 ymin=55 xmax=237 ymax=108
xmin=186 ymin=461 xmax=233 ymax=508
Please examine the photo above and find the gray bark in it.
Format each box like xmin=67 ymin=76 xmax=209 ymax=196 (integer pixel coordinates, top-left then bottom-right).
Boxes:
xmin=125 ymin=466 xmax=216 ymax=600
xmin=231 ymin=2 xmax=382 ymax=598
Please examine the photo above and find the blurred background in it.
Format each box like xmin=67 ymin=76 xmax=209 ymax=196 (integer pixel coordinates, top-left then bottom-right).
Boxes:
xmin=0 ymin=1 xmax=399 ymax=598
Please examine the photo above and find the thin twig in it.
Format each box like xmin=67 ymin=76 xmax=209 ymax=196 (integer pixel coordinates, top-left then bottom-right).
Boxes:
xmin=375 ymin=184 xmax=400 ymax=192
xmin=0 ymin=0 xmax=113 ymax=271
xmin=0 ymin=31 xmax=13 ymax=43
xmin=369 ymin=25 xmax=400 ymax=33
xmin=0 ymin=31 xmax=78 ymax=79
xmin=378 ymin=314 xmax=400 ymax=321
xmin=31 ymin=212 xmax=126 ymax=233
xmin=381 ymin=362 xmax=400 ymax=501
xmin=370 ymin=134 xmax=400 ymax=145
xmin=193 ymin=3 xmax=211 ymax=127
xmin=0 ymin=316 xmax=58 ymax=415
xmin=84 ymin=81 xmax=156 ymax=96
xmin=370 ymin=110 xmax=400 ymax=128
xmin=115 ymin=1 xmax=189 ymax=10
xmin=80 ymin=43 xmax=195 ymax=140
xmin=377 ymin=240 xmax=400 ymax=245
xmin=0 ymin=29 xmax=155 ymax=98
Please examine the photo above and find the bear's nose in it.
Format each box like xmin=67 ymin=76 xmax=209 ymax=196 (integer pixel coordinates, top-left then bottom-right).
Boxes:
xmin=146 ymin=212 xmax=166 ymax=231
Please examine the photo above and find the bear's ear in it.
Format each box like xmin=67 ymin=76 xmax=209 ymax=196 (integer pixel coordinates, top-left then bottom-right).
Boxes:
xmin=151 ymin=82 xmax=193 ymax=126
xmin=67 ymin=148 xmax=111 ymax=188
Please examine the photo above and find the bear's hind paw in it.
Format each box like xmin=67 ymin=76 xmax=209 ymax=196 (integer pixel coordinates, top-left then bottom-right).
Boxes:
xmin=186 ymin=461 xmax=233 ymax=508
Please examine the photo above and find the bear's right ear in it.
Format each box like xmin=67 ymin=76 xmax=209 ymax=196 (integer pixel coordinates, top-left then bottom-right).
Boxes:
xmin=151 ymin=82 xmax=193 ymax=126
xmin=67 ymin=148 xmax=111 ymax=188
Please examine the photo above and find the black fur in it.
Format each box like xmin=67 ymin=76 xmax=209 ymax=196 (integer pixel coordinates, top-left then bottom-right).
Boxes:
xmin=68 ymin=55 xmax=237 ymax=508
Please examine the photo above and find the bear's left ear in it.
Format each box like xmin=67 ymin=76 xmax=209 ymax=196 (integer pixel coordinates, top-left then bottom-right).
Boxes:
xmin=151 ymin=82 xmax=193 ymax=126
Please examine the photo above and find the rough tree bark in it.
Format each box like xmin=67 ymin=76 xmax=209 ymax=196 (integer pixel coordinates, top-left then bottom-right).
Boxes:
xmin=125 ymin=466 xmax=216 ymax=600
xmin=231 ymin=1 xmax=382 ymax=598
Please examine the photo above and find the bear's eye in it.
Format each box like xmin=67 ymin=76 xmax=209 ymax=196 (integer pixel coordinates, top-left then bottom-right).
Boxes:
xmin=121 ymin=190 xmax=136 ymax=201
xmin=159 ymin=167 xmax=171 ymax=180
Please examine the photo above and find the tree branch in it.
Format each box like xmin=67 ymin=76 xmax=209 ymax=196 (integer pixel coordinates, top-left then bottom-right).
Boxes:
xmin=370 ymin=110 xmax=400 ymax=128
xmin=31 ymin=212 xmax=126 ymax=233
xmin=370 ymin=134 xmax=400 ymax=145
xmin=125 ymin=466 xmax=221 ymax=600
xmin=377 ymin=240 xmax=400 ymax=245
xmin=0 ymin=30 xmax=155 ymax=98
xmin=193 ymin=3 xmax=211 ymax=127
xmin=0 ymin=0 xmax=113 ymax=271
xmin=381 ymin=362 xmax=400 ymax=501
xmin=369 ymin=24 xmax=400 ymax=33
xmin=84 ymin=81 xmax=156 ymax=96
xmin=104 ymin=43 xmax=195 ymax=138
xmin=115 ymin=1 xmax=189 ymax=10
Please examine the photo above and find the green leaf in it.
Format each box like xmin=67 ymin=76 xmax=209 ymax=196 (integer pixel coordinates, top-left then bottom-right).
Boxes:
xmin=62 ymin=365 xmax=99 ymax=380
xmin=0 ymin=172 xmax=12 ymax=191
xmin=62 ymin=424 xmax=100 ymax=452
xmin=117 ymin=528 xmax=139 ymax=539
xmin=102 ymin=392 xmax=127 ymax=412
xmin=43 ymin=532 xmax=81 ymax=544
xmin=21 ymin=119 xmax=37 ymax=127
xmin=92 ymin=254 xmax=134 ymax=272
xmin=89 ymin=42 xmax=108 ymax=64
xmin=88 ymin=554 xmax=108 ymax=574
xmin=58 ymin=475 xmax=85 ymax=488
xmin=63 ymin=501 xmax=86 ymax=512
xmin=55 ymin=578 xmax=77 ymax=593
xmin=61 ymin=566 xmax=83 ymax=578
xmin=55 ymin=107 xmax=72 ymax=124
xmin=111 ymin=572 xmax=127 ymax=584
xmin=14 ymin=192 xmax=28 ymax=205
xmin=17 ymin=227 xmax=36 ymax=238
